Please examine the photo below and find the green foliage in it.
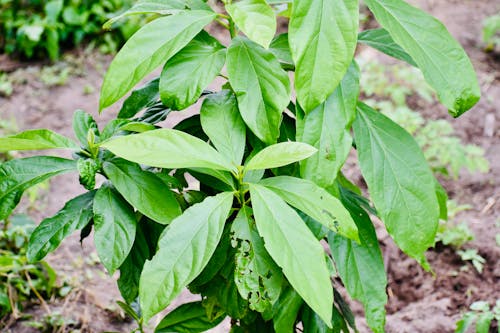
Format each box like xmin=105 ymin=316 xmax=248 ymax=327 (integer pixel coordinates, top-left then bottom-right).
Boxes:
xmin=360 ymin=59 xmax=489 ymax=179
xmin=482 ymin=14 xmax=500 ymax=52
xmin=1 ymin=1 xmax=482 ymax=332
xmin=436 ymin=200 xmax=474 ymax=249
xmin=0 ymin=215 xmax=59 ymax=321
xmin=0 ymin=0 xmax=142 ymax=60
xmin=455 ymin=300 xmax=500 ymax=333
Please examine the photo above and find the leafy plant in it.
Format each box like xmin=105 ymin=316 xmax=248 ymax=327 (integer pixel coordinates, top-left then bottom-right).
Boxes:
xmin=0 ymin=0 xmax=142 ymax=61
xmin=0 ymin=0 xmax=482 ymax=332
xmin=455 ymin=300 xmax=500 ymax=333
xmin=457 ymin=249 xmax=486 ymax=274
xmin=482 ymin=14 xmax=500 ymax=52
xmin=436 ymin=200 xmax=474 ymax=249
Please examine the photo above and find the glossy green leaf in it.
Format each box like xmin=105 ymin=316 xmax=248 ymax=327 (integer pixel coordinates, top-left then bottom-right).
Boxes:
xmin=0 ymin=129 xmax=78 ymax=152
xmin=0 ymin=157 xmax=76 ymax=220
xmin=302 ymin=304 xmax=349 ymax=333
xmin=155 ymin=301 xmax=225 ymax=333
xmin=245 ymin=142 xmax=317 ymax=171
xmin=93 ymin=183 xmax=137 ymax=274
xmin=363 ymin=0 xmax=480 ymax=116
xmin=435 ymin=179 xmax=448 ymax=220
xmin=118 ymin=78 xmax=160 ymax=119
xmin=139 ymin=192 xmax=234 ymax=322
xmin=100 ymin=129 xmax=236 ymax=172
xmin=231 ymin=207 xmax=283 ymax=313
xmin=73 ymin=110 xmax=99 ymax=145
xmin=328 ymin=188 xmax=387 ymax=333
xmin=200 ymin=90 xmax=246 ymax=165
xmin=250 ymin=184 xmax=333 ymax=325
xmin=269 ymin=33 xmax=294 ymax=69
xmin=103 ymin=159 xmax=182 ymax=224
xmin=272 ymin=286 xmax=303 ymax=333
xmin=160 ymin=31 xmax=226 ymax=110
xmin=27 ymin=191 xmax=95 ymax=262
xmin=100 ymin=10 xmax=216 ymax=111
xmin=299 ymin=61 xmax=360 ymax=190
xmin=259 ymin=176 xmax=358 ymax=241
xmin=227 ymin=37 xmax=291 ymax=144
xmin=226 ymin=0 xmax=276 ymax=48
xmin=358 ymin=28 xmax=416 ymax=66
xmin=353 ymin=102 xmax=439 ymax=268
xmin=289 ymin=0 xmax=358 ymax=112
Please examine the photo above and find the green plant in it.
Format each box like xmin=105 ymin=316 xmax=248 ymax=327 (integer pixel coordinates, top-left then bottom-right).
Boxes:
xmin=436 ymin=200 xmax=474 ymax=249
xmin=457 ymin=249 xmax=486 ymax=274
xmin=455 ymin=300 xmax=500 ymax=333
xmin=0 ymin=0 xmax=481 ymax=332
xmin=360 ymin=59 xmax=489 ymax=179
xmin=482 ymin=14 xmax=500 ymax=52
xmin=0 ymin=0 xmax=142 ymax=61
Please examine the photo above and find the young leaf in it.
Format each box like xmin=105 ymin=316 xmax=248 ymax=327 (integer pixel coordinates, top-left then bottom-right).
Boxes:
xmin=118 ymin=77 xmax=160 ymax=119
xmin=27 ymin=191 xmax=95 ymax=262
xmin=245 ymin=142 xmax=317 ymax=171
xmin=73 ymin=110 xmax=99 ymax=145
xmin=363 ymin=0 xmax=480 ymax=116
xmin=93 ymin=183 xmax=137 ymax=274
xmin=200 ymin=90 xmax=246 ymax=165
xmin=269 ymin=33 xmax=294 ymax=69
xmin=155 ymin=301 xmax=225 ymax=333
xmin=289 ymin=0 xmax=358 ymax=112
xmin=259 ymin=176 xmax=359 ymax=242
xmin=231 ymin=207 xmax=283 ymax=313
xmin=159 ymin=31 xmax=226 ymax=110
xmin=139 ymin=192 xmax=234 ymax=322
xmin=328 ymin=188 xmax=387 ymax=333
xmin=353 ymin=102 xmax=439 ymax=269
xmin=0 ymin=157 xmax=76 ymax=220
xmin=226 ymin=0 xmax=276 ymax=48
xmin=357 ymin=28 xmax=416 ymax=66
xmin=226 ymin=37 xmax=291 ymax=144
xmin=0 ymin=129 xmax=78 ymax=152
xmin=99 ymin=10 xmax=216 ymax=111
xmin=100 ymin=129 xmax=236 ymax=172
xmin=299 ymin=61 xmax=360 ymax=190
xmin=250 ymin=184 xmax=333 ymax=325
xmin=103 ymin=159 xmax=182 ymax=224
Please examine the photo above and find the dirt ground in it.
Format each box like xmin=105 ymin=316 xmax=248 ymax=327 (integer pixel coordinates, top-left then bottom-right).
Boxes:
xmin=0 ymin=0 xmax=499 ymax=332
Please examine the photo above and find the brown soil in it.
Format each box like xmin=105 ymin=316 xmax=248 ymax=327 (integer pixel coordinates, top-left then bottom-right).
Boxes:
xmin=1 ymin=0 xmax=499 ymax=332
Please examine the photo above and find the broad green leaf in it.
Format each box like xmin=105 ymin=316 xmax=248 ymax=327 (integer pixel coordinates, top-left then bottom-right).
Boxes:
xmin=73 ymin=110 xmax=99 ymax=145
xmin=140 ymin=192 xmax=234 ymax=322
xmin=226 ymin=0 xmax=276 ymax=48
xmin=299 ymin=61 xmax=360 ymax=190
xmin=272 ymin=287 xmax=303 ymax=333
xmin=269 ymin=33 xmax=294 ymax=69
xmin=160 ymin=31 xmax=226 ymax=110
xmin=259 ymin=176 xmax=358 ymax=241
xmin=328 ymin=188 xmax=387 ymax=333
xmin=302 ymin=304 xmax=350 ymax=333
xmin=454 ymin=312 xmax=476 ymax=333
xmin=250 ymin=184 xmax=333 ymax=325
xmin=353 ymin=102 xmax=439 ymax=268
xmin=363 ymin=0 xmax=480 ymax=116
xmin=103 ymin=159 xmax=181 ymax=224
xmin=200 ymin=90 xmax=246 ymax=165
xmin=155 ymin=301 xmax=225 ymax=333
xmin=231 ymin=207 xmax=283 ymax=313
xmin=100 ymin=129 xmax=236 ymax=172
xmin=0 ymin=129 xmax=78 ymax=152
xmin=227 ymin=37 xmax=291 ymax=144
xmin=118 ymin=77 xmax=160 ymax=119
xmin=245 ymin=142 xmax=317 ymax=171
xmin=119 ymin=122 xmax=157 ymax=133
xmin=99 ymin=10 xmax=216 ymax=111
xmin=93 ymin=183 xmax=137 ymax=274
xmin=0 ymin=157 xmax=76 ymax=220
xmin=27 ymin=191 xmax=95 ymax=262
xmin=358 ymin=28 xmax=416 ymax=66
xmin=289 ymin=0 xmax=358 ymax=112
